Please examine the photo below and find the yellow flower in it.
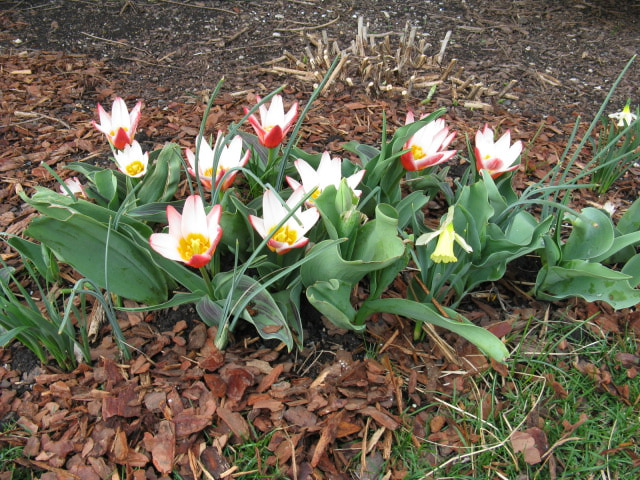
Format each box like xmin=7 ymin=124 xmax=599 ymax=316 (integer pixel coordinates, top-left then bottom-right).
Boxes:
xmin=608 ymin=104 xmax=637 ymax=127
xmin=416 ymin=206 xmax=473 ymax=264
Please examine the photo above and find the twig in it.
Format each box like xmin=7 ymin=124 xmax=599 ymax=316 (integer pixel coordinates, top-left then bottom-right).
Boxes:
xmin=12 ymin=111 xmax=71 ymax=129
xmin=155 ymin=0 xmax=235 ymax=14
xmin=275 ymin=15 xmax=340 ymax=32
xmin=80 ymin=32 xmax=150 ymax=54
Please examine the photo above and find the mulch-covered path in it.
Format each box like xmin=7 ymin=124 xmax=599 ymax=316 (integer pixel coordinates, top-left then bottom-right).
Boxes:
xmin=1 ymin=47 xmax=639 ymax=479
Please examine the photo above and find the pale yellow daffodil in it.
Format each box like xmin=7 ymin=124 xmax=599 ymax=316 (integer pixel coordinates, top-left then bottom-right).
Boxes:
xmin=608 ymin=104 xmax=637 ymax=127
xmin=416 ymin=206 xmax=472 ymax=263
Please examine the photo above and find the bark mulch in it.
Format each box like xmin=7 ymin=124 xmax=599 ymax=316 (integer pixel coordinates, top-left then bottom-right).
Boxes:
xmin=1 ymin=49 xmax=639 ymax=479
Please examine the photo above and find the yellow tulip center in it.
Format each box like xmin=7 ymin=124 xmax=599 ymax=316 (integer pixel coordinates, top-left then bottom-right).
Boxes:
xmin=126 ymin=160 xmax=145 ymax=176
xmin=268 ymin=225 xmax=298 ymax=251
xmin=310 ymin=188 xmax=321 ymax=200
xmin=411 ymin=144 xmax=425 ymax=160
xmin=178 ymin=233 xmax=211 ymax=261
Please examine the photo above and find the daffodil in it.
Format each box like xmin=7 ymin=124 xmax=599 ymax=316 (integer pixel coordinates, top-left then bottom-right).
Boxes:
xmin=401 ymin=111 xmax=457 ymax=171
xmin=149 ymin=195 xmax=223 ymax=268
xmin=249 ymin=188 xmax=319 ymax=254
xmin=185 ymin=133 xmax=250 ymax=190
xmin=474 ymin=124 xmax=522 ymax=179
xmin=113 ymin=140 xmax=149 ymax=177
xmin=416 ymin=206 xmax=472 ymax=263
xmin=93 ymin=97 xmax=142 ymax=150
xmin=286 ymin=152 xmax=365 ymax=204
xmin=608 ymin=104 xmax=637 ymax=127
xmin=244 ymin=95 xmax=298 ymax=148
xmin=59 ymin=177 xmax=86 ymax=197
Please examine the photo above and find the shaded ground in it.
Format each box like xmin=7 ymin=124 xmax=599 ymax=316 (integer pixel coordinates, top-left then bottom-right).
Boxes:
xmin=1 ymin=0 xmax=639 ymax=478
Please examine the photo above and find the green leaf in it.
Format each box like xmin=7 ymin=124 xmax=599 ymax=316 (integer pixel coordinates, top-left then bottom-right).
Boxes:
xmin=213 ymin=273 xmax=295 ymax=350
xmin=25 ymin=214 xmax=168 ymax=304
xmin=22 ymin=188 xmax=152 ymax=237
xmin=617 ymin=196 xmax=640 ymax=234
xmin=0 ymin=326 xmax=30 ymax=346
xmin=591 ymin=230 xmax=640 ymax=264
xmin=360 ymin=298 xmax=509 ymax=362
xmin=93 ymin=169 xmax=119 ymax=207
xmin=306 ymin=279 xmax=363 ymax=332
xmin=6 ymin=237 xmax=58 ymax=282
xmin=562 ymin=207 xmax=615 ymax=260
xmin=137 ymin=143 xmax=182 ymax=204
xmin=395 ymin=191 xmax=429 ymax=230
xmin=621 ymin=253 xmax=640 ymax=288
xmin=301 ymin=204 xmax=405 ymax=287
xmin=535 ymin=260 xmax=640 ymax=309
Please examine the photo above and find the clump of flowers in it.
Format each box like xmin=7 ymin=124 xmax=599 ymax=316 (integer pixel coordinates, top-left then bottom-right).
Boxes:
xmin=22 ymin=60 xmax=640 ymax=368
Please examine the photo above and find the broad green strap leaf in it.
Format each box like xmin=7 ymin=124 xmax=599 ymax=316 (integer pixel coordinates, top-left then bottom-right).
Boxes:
xmin=591 ymin=230 xmax=640 ymax=264
xmin=562 ymin=207 xmax=614 ymax=261
xmin=535 ymin=260 xmax=640 ymax=309
xmin=21 ymin=188 xmax=152 ymax=237
xmin=359 ymin=298 xmax=509 ymax=362
xmin=137 ymin=142 xmax=182 ymax=204
xmin=301 ymin=205 xmax=405 ymax=287
xmin=26 ymin=214 xmax=168 ymax=304
xmin=617 ymin=195 xmax=640 ymax=234
xmin=621 ymin=253 xmax=640 ymax=288
xmin=306 ymin=279 xmax=363 ymax=332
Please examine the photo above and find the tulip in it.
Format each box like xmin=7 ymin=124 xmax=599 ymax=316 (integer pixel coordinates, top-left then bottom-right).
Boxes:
xmin=186 ymin=133 xmax=250 ymax=190
xmin=113 ymin=140 xmax=149 ymax=178
xmin=401 ymin=111 xmax=457 ymax=171
xmin=93 ymin=97 xmax=142 ymax=150
xmin=59 ymin=177 xmax=86 ymax=197
xmin=149 ymin=195 xmax=222 ymax=268
xmin=244 ymin=95 xmax=298 ymax=148
xmin=416 ymin=206 xmax=472 ymax=264
xmin=286 ymin=152 xmax=365 ymax=204
xmin=249 ymin=188 xmax=319 ymax=254
xmin=474 ymin=124 xmax=522 ymax=178
xmin=608 ymin=104 xmax=637 ymax=127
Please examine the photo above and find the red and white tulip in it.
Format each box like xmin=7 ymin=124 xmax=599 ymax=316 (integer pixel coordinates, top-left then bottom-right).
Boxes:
xmin=249 ymin=188 xmax=319 ymax=254
xmin=149 ymin=195 xmax=223 ymax=268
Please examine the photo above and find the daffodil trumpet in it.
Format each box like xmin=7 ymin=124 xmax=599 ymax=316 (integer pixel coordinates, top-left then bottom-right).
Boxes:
xmin=416 ymin=206 xmax=473 ymax=264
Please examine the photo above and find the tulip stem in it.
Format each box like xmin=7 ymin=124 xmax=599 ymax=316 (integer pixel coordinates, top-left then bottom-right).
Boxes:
xmin=264 ymin=147 xmax=278 ymax=185
xmin=199 ymin=266 xmax=216 ymax=300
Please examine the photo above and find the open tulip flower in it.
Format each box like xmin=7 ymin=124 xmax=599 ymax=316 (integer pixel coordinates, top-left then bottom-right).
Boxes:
xmin=416 ymin=206 xmax=472 ymax=264
xmin=401 ymin=111 xmax=457 ymax=171
xmin=474 ymin=124 xmax=523 ymax=178
xmin=113 ymin=140 xmax=149 ymax=178
xmin=149 ymin=195 xmax=223 ymax=268
xmin=186 ymin=133 xmax=250 ymax=190
xmin=245 ymin=94 xmax=298 ymax=149
xmin=249 ymin=188 xmax=319 ymax=254
xmin=287 ymin=152 xmax=365 ymax=204
xmin=93 ymin=97 xmax=142 ymax=150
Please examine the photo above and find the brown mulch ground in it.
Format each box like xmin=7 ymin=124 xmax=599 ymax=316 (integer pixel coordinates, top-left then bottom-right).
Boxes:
xmin=1 ymin=2 xmax=640 ymax=479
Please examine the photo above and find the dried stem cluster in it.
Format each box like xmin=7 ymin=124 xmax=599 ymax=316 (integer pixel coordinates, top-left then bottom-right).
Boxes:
xmin=265 ymin=17 xmax=518 ymax=107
